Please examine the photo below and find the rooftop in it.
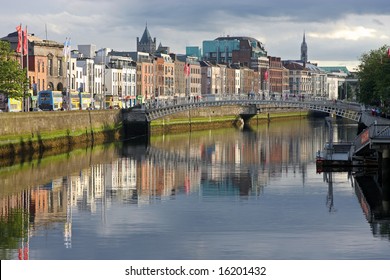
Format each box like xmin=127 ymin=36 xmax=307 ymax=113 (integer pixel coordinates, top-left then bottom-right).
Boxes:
xmin=139 ymin=25 xmax=154 ymax=44
xmin=319 ymin=66 xmax=350 ymax=75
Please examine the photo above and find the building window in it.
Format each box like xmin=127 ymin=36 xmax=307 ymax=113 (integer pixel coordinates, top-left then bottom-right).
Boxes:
xmin=58 ymin=59 xmax=63 ymax=76
xmin=48 ymin=59 xmax=53 ymax=76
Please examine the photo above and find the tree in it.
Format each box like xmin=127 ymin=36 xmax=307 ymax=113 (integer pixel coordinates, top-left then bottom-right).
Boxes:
xmin=357 ymin=45 xmax=390 ymax=106
xmin=0 ymin=40 xmax=28 ymax=101
xmin=0 ymin=208 xmax=29 ymax=260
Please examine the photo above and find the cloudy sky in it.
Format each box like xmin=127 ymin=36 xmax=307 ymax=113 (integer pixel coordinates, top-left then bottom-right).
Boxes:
xmin=2 ymin=0 xmax=390 ymax=70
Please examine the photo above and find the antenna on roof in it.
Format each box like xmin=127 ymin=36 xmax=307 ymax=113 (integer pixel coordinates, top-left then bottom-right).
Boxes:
xmin=45 ymin=24 xmax=48 ymax=40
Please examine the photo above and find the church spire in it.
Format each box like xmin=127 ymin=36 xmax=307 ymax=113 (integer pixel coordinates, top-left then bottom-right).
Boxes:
xmin=301 ymin=32 xmax=308 ymax=67
xmin=136 ymin=23 xmax=157 ymax=54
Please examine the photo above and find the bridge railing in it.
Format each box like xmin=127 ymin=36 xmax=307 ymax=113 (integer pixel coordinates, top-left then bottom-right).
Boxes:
xmin=138 ymin=95 xmax=364 ymax=122
xmin=372 ymin=124 xmax=390 ymax=138
xmin=143 ymin=94 xmax=332 ymax=110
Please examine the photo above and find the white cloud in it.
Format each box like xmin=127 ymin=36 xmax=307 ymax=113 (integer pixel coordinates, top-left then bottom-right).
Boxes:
xmin=310 ymin=26 xmax=377 ymax=41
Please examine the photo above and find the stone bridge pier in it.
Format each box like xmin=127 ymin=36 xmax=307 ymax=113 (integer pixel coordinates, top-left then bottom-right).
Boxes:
xmin=238 ymin=104 xmax=258 ymax=123
xmin=122 ymin=107 xmax=150 ymax=138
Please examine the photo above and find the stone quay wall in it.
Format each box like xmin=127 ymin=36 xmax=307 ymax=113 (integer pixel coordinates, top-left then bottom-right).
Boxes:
xmin=0 ymin=110 xmax=122 ymax=158
xmin=0 ymin=106 xmax=308 ymax=159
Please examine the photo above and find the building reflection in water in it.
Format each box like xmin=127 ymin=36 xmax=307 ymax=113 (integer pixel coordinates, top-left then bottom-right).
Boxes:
xmin=3 ymin=118 xmax=387 ymax=259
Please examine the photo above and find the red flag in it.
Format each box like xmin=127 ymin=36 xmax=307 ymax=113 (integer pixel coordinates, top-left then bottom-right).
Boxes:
xmin=16 ymin=24 xmax=22 ymax=53
xmin=23 ymin=26 xmax=28 ymax=55
xmin=184 ymin=63 xmax=190 ymax=76
xmin=264 ymin=70 xmax=269 ymax=81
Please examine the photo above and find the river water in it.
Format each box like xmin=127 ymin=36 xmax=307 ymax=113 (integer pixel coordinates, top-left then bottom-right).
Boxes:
xmin=1 ymin=117 xmax=390 ymax=260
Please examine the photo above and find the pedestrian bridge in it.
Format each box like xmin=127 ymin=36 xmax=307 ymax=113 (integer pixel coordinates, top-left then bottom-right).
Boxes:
xmin=124 ymin=97 xmax=363 ymax=122
xmin=123 ymin=96 xmax=390 ymax=162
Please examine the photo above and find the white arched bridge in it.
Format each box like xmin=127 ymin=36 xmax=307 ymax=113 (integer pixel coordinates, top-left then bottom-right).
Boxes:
xmin=123 ymin=96 xmax=390 ymax=163
xmin=131 ymin=96 xmax=363 ymax=122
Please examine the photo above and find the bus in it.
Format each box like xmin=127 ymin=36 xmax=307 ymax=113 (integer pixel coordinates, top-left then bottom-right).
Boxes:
xmin=37 ymin=90 xmax=63 ymax=111
xmin=8 ymin=98 xmax=23 ymax=112
xmin=0 ymin=93 xmax=23 ymax=112
xmin=79 ymin=92 xmax=93 ymax=110
xmin=69 ymin=92 xmax=81 ymax=110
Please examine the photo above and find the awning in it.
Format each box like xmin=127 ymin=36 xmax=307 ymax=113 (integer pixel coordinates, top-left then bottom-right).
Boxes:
xmin=124 ymin=96 xmax=136 ymax=100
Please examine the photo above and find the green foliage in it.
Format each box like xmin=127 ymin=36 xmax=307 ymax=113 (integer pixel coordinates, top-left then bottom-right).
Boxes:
xmin=0 ymin=208 xmax=29 ymax=254
xmin=0 ymin=40 xmax=28 ymax=100
xmin=357 ymin=45 xmax=390 ymax=105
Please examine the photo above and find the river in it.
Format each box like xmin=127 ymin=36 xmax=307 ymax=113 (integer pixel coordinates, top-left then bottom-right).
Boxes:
xmin=1 ymin=117 xmax=390 ymax=260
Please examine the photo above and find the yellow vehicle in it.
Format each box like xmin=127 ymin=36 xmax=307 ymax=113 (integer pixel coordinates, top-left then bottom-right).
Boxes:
xmin=7 ymin=97 xmax=23 ymax=112
xmin=79 ymin=92 xmax=93 ymax=110
xmin=69 ymin=92 xmax=81 ymax=110
xmin=0 ymin=93 xmax=23 ymax=112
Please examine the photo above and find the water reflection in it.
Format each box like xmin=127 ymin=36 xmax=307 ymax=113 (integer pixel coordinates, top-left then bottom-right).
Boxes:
xmin=352 ymin=169 xmax=390 ymax=238
xmin=1 ymin=118 xmax=390 ymax=259
xmin=145 ymin=119 xmax=321 ymax=193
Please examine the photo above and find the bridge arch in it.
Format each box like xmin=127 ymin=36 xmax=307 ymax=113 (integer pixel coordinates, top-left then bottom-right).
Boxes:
xmin=139 ymin=99 xmax=362 ymax=122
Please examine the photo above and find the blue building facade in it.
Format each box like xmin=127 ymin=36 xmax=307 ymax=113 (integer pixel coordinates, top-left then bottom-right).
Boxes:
xmin=202 ymin=36 xmax=267 ymax=67
xmin=186 ymin=46 xmax=202 ymax=60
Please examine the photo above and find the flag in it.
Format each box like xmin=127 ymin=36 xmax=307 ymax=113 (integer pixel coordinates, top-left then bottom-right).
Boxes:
xmin=62 ymin=38 xmax=67 ymax=57
xmin=16 ymin=24 xmax=22 ymax=53
xmin=63 ymin=37 xmax=71 ymax=58
xmin=67 ymin=37 xmax=71 ymax=56
xmin=264 ymin=70 xmax=269 ymax=81
xmin=387 ymin=48 xmax=390 ymax=58
xmin=184 ymin=63 xmax=190 ymax=76
xmin=23 ymin=25 xmax=28 ymax=55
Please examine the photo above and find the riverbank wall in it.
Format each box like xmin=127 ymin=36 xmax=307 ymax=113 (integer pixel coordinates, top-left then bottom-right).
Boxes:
xmin=0 ymin=106 xmax=309 ymax=161
xmin=0 ymin=110 xmax=122 ymax=160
